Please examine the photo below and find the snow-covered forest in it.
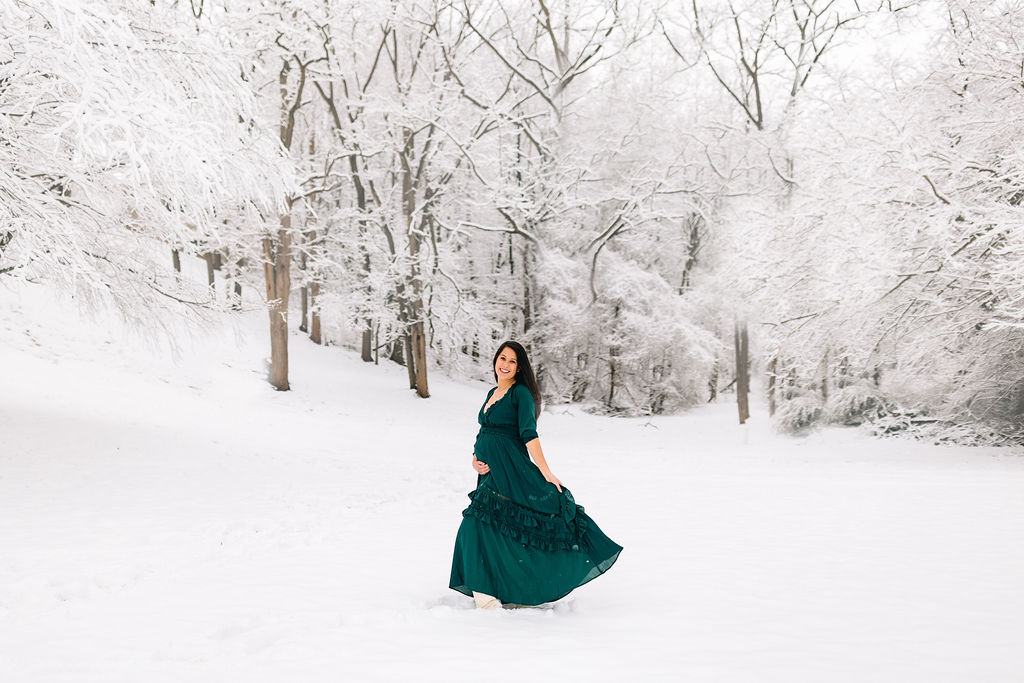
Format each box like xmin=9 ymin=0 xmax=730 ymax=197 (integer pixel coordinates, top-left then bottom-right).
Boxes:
xmin=4 ymin=3 xmax=1024 ymax=679
xmin=3 ymin=0 xmax=1023 ymax=441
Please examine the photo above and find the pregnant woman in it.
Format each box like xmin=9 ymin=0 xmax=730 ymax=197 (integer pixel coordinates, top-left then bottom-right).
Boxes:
xmin=449 ymin=341 xmax=622 ymax=609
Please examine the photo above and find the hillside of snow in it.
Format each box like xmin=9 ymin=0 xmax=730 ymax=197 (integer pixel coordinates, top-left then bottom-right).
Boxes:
xmin=1 ymin=281 xmax=1022 ymax=682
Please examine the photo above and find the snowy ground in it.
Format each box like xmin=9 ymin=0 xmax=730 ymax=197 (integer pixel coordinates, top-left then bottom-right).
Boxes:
xmin=1 ymin=281 xmax=1023 ymax=683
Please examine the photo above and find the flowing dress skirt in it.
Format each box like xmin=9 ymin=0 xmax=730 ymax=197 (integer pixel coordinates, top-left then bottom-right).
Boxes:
xmin=449 ymin=424 xmax=622 ymax=606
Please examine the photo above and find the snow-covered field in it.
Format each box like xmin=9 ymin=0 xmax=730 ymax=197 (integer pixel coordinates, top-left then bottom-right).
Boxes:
xmin=1 ymin=282 xmax=1022 ymax=682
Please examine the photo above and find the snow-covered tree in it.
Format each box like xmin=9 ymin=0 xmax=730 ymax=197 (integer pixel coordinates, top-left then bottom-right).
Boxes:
xmin=0 ymin=0 xmax=288 ymax=325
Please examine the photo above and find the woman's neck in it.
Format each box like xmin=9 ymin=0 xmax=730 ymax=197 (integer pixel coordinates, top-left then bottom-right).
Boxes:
xmin=497 ymin=378 xmax=516 ymax=392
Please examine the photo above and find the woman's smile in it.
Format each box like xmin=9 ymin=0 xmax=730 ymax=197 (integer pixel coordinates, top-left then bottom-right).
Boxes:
xmin=495 ymin=349 xmax=517 ymax=379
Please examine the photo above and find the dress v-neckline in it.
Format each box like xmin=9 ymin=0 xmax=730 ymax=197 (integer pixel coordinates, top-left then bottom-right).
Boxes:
xmin=483 ymin=384 xmax=515 ymax=415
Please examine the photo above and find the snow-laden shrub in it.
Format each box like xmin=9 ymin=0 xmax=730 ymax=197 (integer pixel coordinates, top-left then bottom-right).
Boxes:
xmin=869 ymin=413 xmax=1017 ymax=447
xmin=825 ymin=382 xmax=892 ymax=426
xmin=537 ymin=248 xmax=719 ymax=415
xmin=775 ymin=395 xmax=824 ymax=434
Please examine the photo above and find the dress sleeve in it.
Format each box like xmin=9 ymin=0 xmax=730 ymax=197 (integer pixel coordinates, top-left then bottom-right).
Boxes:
xmin=515 ymin=383 xmax=539 ymax=443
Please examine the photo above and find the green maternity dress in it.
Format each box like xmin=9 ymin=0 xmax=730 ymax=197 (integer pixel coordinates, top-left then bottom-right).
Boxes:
xmin=449 ymin=382 xmax=622 ymax=606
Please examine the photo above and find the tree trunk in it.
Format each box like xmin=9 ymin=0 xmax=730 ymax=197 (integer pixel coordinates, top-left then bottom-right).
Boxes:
xmin=302 ymin=137 xmax=317 ymax=339
xmin=607 ymin=303 xmax=621 ymax=410
xmin=522 ymin=242 xmax=535 ymax=335
xmin=767 ymin=355 xmax=778 ymax=417
xmin=262 ymin=62 xmax=294 ymax=395
xmin=205 ymin=252 xmax=217 ymax=291
xmin=361 ymin=324 xmax=373 ymax=362
xmin=354 ymin=176 xmax=373 ymax=362
xmin=263 ymin=216 xmax=292 ymax=391
xmin=389 ymin=335 xmax=404 ymax=365
xmin=321 ymin=87 xmax=374 ymax=362
xmin=521 ymin=241 xmax=544 ymax=387
xmin=680 ymin=214 xmax=701 ymax=293
xmin=309 ymin=279 xmax=321 ymax=345
xmin=708 ymin=359 xmax=719 ymax=402
xmin=403 ymin=294 xmax=429 ymax=397
xmin=403 ymin=333 xmax=416 ymax=390
xmin=263 ymin=59 xmax=294 ymax=392
xmin=650 ymin=358 xmax=665 ymax=414
xmin=299 ymin=243 xmax=308 ymax=333
xmin=821 ymin=347 xmax=830 ymax=403
xmin=374 ymin=323 xmax=380 ymax=365
xmin=410 ymin=319 xmax=429 ymax=398
xmin=171 ymin=248 xmax=181 ymax=273
xmin=400 ymin=126 xmax=429 ymax=398
xmin=572 ymin=351 xmax=588 ymax=403
xmin=734 ymin=320 xmax=750 ymax=424
xmin=301 ymin=225 xmax=321 ymax=343
xmin=300 ymin=285 xmax=308 ymax=333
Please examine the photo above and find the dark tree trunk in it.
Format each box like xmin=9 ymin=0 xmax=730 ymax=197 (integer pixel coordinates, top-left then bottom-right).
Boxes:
xmin=410 ymin=319 xmax=429 ymax=398
xmin=650 ymin=359 xmax=665 ymax=414
xmin=821 ymin=347 xmax=830 ymax=403
xmin=522 ymin=243 xmax=535 ymax=335
xmin=734 ymin=320 xmax=750 ymax=424
xmin=299 ymin=243 xmax=308 ymax=333
xmin=309 ymin=280 xmax=321 ymax=345
xmin=403 ymin=333 xmax=416 ymax=390
xmin=361 ymin=324 xmax=373 ymax=362
xmin=228 ymin=255 xmax=245 ymax=310
xmin=302 ymin=137 xmax=316 ymax=338
xmin=389 ymin=336 xmax=404 ymax=365
xmin=607 ymin=355 xmax=617 ymax=409
xmin=680 ymin=214 xmax=702 ymax=293
xmin=708 ymin=359 xmax=719 ymax=402
xmin=572 ymin=351 xmax=588 ymax=403
xmin=767 ymin=355 xmax=778 ymax=417
xmin=172 ymin=248 xmax=181 ymax=273
xmin=301 ymin=208 xmax=319 ymax=340
xmin=607 ymin=303 xmax=621 ymax=410
xmin=205 ymin=252 xmax=217 ymax=290
xmin=521 ymin=242 xmax=544 ymax=387
xmin=374 ymin=323 xmax=380 ymax=365
xmin=299 ymin=286 xmax=308 ymax=333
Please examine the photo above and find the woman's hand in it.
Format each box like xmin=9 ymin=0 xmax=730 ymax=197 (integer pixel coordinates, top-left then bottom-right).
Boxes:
xmin=542 ymin=470 xmax=563 ymax=492
xmin=472 ymin=455 xmax=490 ymax=475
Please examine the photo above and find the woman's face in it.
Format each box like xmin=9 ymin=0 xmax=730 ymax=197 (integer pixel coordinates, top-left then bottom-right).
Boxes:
xmin=494 ymin=346 xmax=518 ymax=382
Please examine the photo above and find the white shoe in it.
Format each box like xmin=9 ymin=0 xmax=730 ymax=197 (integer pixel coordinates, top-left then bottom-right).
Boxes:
xmin=473 ymin=591 xmax=500 ymax=610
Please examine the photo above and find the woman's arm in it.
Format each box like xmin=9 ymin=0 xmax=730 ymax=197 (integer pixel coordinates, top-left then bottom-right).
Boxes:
xmin=525 ymin=438 xmax=562 ymax=492
xmin=513 ymin=384 xmax=562 ymax=491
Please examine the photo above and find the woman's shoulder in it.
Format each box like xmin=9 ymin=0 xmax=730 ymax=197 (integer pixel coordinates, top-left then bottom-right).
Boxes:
xmin=512 ymin=382 xmax=534 ymax=400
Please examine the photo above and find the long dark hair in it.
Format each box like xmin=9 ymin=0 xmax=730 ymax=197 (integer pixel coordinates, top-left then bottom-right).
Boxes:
xmin=492 ymin=340 xmax=542 ymax=419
